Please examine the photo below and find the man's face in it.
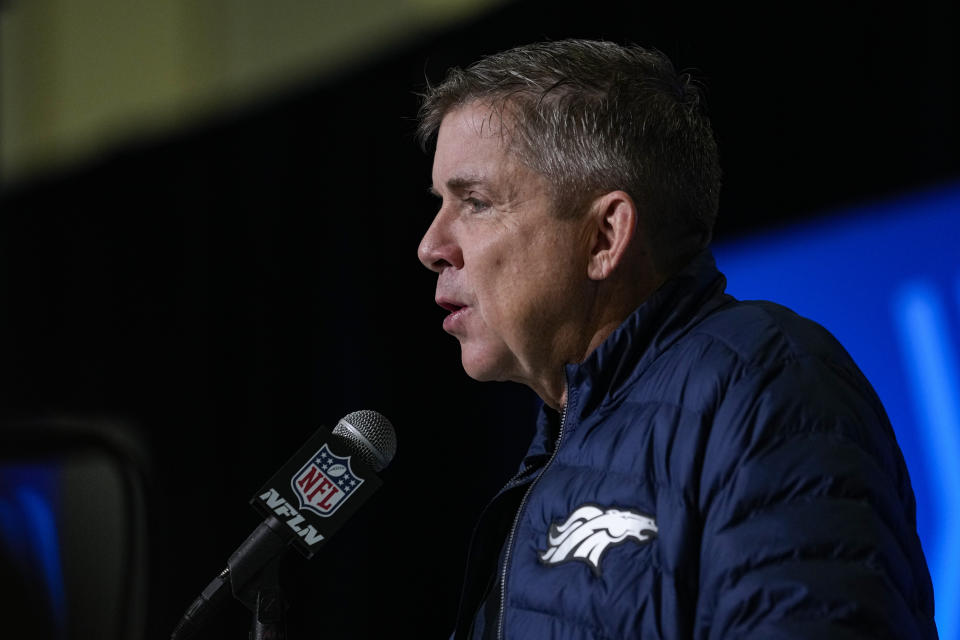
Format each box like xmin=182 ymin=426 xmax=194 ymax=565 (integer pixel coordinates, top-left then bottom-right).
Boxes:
xmin=418 ymin=102 xmax=592 ymax=389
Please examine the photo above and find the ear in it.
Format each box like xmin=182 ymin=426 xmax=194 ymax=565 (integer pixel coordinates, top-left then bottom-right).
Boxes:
xmin=586 ymin=191 xmax=638 ymax=281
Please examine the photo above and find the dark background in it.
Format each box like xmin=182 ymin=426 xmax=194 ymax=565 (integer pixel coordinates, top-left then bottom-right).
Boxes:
xmin=0 ymin=1 xmax=957 ymax=637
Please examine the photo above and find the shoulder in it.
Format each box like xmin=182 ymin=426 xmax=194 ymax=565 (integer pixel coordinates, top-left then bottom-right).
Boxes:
xmin=621 ymin=298 xmax=878 ymax=424
xmin=611 ymin=296 xmax=913 ymax=515
xmin=654 ymin=298 xmax=884 ymax=425
xmin=682 ymin=305 xmax=935 ymax=637
xmin=683 ymin=298 xmax=903 ymax=483
xmin=692 ymin=298 xmax=857 ymax=373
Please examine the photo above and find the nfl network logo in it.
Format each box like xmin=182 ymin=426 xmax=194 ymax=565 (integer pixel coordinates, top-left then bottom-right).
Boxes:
xmin=290 ymin=444 xmax=364 ymax=517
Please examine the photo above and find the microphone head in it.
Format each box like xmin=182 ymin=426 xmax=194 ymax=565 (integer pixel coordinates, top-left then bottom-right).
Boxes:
xmin=331 ymin=410 xmax=397 ymax=473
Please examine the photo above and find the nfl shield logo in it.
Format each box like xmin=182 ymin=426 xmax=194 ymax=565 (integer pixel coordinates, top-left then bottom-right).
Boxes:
xmin=290 ymin=444 xmax=364 ymax=517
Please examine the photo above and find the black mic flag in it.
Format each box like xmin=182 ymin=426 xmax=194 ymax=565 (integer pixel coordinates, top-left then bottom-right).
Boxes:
xmin=171 ymin=410 xmax=397 ymax=640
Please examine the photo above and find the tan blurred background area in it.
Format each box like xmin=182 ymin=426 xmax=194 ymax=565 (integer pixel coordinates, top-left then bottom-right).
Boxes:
xmin=0 ymin=0 xmax=508 ymax=187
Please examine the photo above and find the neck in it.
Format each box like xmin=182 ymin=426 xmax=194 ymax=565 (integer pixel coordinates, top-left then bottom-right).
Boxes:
xmin=532 ymin=268 xmax=664 ymax=411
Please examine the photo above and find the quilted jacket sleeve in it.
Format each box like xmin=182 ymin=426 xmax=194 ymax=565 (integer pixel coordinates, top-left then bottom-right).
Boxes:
xmin=694 ymin=354 xmax=937 ymax=640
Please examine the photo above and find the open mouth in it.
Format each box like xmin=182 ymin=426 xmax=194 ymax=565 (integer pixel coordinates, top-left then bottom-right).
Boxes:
xmin=439 ymin=301 xmax=465 ymax=313
xmin=437 ymin=298 xmax=468 ymax=332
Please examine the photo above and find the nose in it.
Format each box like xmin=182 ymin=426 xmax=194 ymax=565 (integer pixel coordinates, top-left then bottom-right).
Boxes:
xmin=418 ymin=209 xmax=463 ymax=273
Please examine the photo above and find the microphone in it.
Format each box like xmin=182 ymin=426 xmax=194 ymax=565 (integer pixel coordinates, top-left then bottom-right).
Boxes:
xmin=170 ymin=410 xmax=397 ymax=640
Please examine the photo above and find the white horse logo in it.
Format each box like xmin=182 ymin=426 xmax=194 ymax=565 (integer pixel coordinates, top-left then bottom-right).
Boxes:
xmin=539 ymin=504 xmax=657 ymax=576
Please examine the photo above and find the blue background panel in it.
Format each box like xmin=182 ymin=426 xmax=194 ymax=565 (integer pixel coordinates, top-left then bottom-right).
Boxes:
xmin=0 ymin=465 xmax=66 ymax=637
xmin=714 ymin=182 xmax=960 ymax=639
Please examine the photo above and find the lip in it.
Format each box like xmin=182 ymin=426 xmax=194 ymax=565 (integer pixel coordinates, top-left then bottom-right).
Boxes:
xmin=436 ymin=297 xmax=469 ymax=332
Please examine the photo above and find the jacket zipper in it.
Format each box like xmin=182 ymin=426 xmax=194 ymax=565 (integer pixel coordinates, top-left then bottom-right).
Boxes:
xmin=458 ymin=446 xmax=547 ymax=638
xmin=497 ymin=400 xmax=568 ymax=640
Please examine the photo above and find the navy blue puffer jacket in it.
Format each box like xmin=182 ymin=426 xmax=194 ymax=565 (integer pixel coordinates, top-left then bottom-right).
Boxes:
xmin=453 ymin=251 xmax=937 ymax=640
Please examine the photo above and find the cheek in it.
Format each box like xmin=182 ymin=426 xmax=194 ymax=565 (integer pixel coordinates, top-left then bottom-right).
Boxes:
xmin=489 ymin=271 xmax=552 ymax=333
xmin=473 ymin=276 xmax=526 ymax=336
xmin=472 ymin=238 xmax=560 ymax=321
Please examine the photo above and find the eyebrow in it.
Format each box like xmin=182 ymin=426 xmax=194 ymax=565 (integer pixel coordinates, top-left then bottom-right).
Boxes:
xmin=429 ymin=174 xmax=488 ymax=198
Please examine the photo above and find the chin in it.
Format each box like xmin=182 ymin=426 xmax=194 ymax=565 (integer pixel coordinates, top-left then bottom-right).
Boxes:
xmin=460 ymin=358 xmax=497 ymax=382
xmin=459 ymin=347 xmax=511 ymax=383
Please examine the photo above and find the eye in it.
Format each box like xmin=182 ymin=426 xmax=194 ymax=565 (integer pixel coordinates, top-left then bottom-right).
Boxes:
xmin=464 ymin=196 xmax=490 ymax=213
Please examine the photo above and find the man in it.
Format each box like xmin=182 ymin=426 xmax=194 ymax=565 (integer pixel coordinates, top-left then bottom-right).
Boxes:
xmin=416 ymin=39 xmax=936 ymax=639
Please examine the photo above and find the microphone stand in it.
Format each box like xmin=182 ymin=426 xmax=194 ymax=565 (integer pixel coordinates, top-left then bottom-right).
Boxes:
xmin=170 ymin=515 xmax=290 ymax=640
xmin=240 ymin=556 xmax=286 ymax=640
xmin=227 ymin=516 xmax=289 ymax=640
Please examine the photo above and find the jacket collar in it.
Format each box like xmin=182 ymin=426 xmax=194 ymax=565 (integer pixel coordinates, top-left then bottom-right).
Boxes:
xmin=525 ymin=249 xmax=730 ymax=463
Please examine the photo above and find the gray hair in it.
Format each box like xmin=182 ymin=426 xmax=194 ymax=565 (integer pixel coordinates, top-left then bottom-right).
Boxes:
xmin=417 ymin=39 xmax=721 ymax=272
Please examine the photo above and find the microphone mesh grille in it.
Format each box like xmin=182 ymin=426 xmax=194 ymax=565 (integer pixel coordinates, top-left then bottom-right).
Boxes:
xmin=332 ymin=410 xmax=397 ymax=472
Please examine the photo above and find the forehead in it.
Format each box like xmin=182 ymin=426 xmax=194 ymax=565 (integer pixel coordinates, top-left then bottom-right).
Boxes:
xmin=436 ymin=102 xmax=509 ymax=151
xmin=432 ymin=102 xmax=521 ymax=183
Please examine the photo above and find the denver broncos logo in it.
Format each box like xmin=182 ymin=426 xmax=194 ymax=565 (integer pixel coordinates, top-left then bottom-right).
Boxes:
xmin=539 ymin=504 xmax=657 ymax=576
